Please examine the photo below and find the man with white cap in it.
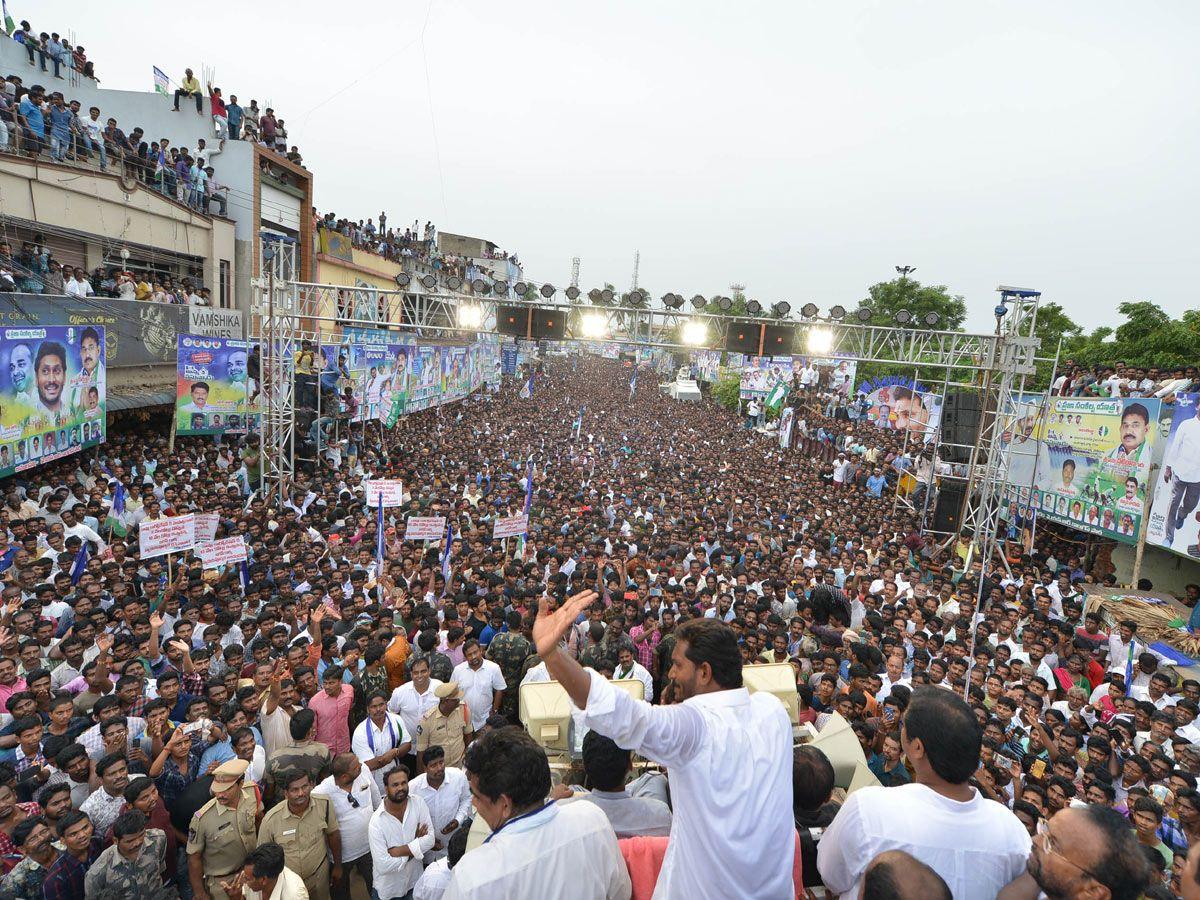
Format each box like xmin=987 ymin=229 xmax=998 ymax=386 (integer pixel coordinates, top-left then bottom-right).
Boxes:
xmin=187 ymin=758 xmax=262 ymax=900
xmin=416 ymin=682 xmax=472 ymax=771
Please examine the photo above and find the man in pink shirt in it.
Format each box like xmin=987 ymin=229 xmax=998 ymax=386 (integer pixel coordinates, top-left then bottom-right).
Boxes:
xmin=308 ymin=664 xmax=354 ymax=754
xmin=0 ymin=656 xmax=27 ymax=714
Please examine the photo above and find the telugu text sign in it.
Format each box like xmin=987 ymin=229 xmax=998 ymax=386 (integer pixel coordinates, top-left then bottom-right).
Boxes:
xmin=363 ymin=479 xmax=405 ymax=507
xmin=405 ymin=516 xmax=447 ymax=541
xmin=194 ymin=513 xmax=220 ymax=544
xmin=139 ymin=514 xmax=196 ymax=559
xmin=492 ymin=513 xmax=529 ymax=540
xmin=198 ymin=536 xmax=248 ymax=569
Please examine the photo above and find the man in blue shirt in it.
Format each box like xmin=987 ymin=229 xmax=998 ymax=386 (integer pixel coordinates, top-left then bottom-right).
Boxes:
xmin=226 ymin=94 xmax=244 ymax=139
xmin=17 ymin=85 xmax=46 ymax=155
xmin=47 ymin=93 xmax=72 ymax=161
xmin=866 ymin=467 xmax=888 ymax=498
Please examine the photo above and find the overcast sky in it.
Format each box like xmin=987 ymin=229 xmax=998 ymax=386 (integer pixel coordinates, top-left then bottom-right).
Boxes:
xmin=29 ymin=0 xmax=1200 ymax=331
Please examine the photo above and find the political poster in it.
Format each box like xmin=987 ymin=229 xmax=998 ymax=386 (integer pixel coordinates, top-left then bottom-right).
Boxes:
xmin=139 ymin=514 xmax=196 ymax=559
xmin=197 ymin=535 xmax=248 ymax=569
xmin=739 ymin=356 xmax=792 ymax=399
xmin=363 ymin=479 xmax=405 ymax=507
xmin=501 ymin=343 xmax=518 ymax=376
xmin=442 ymin=347 xmax=469 ymax=400
xmin=194 ymin=513 xmax=220 ymax=544
xmin=0 ymin=325 xmax=106 ymax=477
xmin=793 ymin=356 xmax=857 ymax=399
xmin=856 ymin=376 xmax=943 ymax=444
xmin=1004 ymin=396 xmax=1162 ymax=542
xmin=405 ymin=516 xmax=447 ymax=540
xmin=176 ymin=336 xmax=250 ymax=435
xmin=691 ymin=350 xmax=721 ymax=383
xmin=779 ymin=406 xmax=795 ymax=450
xmin=1146 ymin=394 xmax=1200 ymax=558
xmin=493 ymin=513 xmax=529 ymax=540
xmin=407 ymin=346 xmax=442 ymax=412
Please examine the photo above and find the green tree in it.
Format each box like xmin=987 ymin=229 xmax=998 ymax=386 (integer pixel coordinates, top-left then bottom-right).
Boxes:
xmin=855 ymin=277 xmax=967 ymax=331
xmin=713 ymin=369 xmax=741 ymax=410
xmin=1031 ymin=301 xmax=1082 ymax=386
xmin=1063 ymin=301 xmax=1199 ymax=370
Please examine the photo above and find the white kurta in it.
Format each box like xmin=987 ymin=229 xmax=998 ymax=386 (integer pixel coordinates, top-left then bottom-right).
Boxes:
xmin=442 ymin=801 xmax=629 ymax=900
xmin=578 ymin=669 xmax=794 ymax=899
xmin=817 ymin=783 xmax=1030 ymax=900
xmin=369 ymin=796 xmax=436 ymax=900
xmin=409 ymin=767 xmax=472 ymax=861
xmin=389 ymin=679 xmax=443 ymax=740
xmin=451 ymin=660 xmax=506 ymax=731
xmin=351 ymin=711 xmax=411 ymax=794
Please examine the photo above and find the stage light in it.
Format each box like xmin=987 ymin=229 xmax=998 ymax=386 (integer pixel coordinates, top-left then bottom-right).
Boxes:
xmin=746 ymin=300 xmax=762 ymax=315
xmin=682 ymin=319 xmax=709 ymax=346
xmin=588 ymin=288 xmax=601 ymax=303
xmin=601 ymin=288 xmax=614 ymax=304
xmin=515 ymin=281 xmax=529 ymax=297
xmin=807 ymin=327 xmax=834 ymax=354
xmin=420 ymin=274 xmax=437 ymax=290
xmin=828 ymin=304 xmax=845 ymax=320
xmin=445 ymin=275 xmax=464 ymax=291
xmin=471 ymin=278 xmax=487 ymax=293
xmin=627 ymin=290 xmax=645 ymax=307
xmin=717 ymin=296 xmax=733 ymax=312
xmin=580 ymin=313 xmax=607 ymax=339
xmin=772 ymin=301 xmax=791 ymax=318
xmin=691 ymin=294 xmax=707 ymax=310
xmin=394 ymin=272 xmax=412 ymax=288
xmin=493 ymin=280 xmax=509 ymax=297
xmin=923 ymin=311 xmax=941 ymax=327
xmin=855 ymin=307 xmax=873 ymax=322
xmin=801 ymin=302 xmax=819 ymax=318
xmin=663 ymin=293 xmax=684 ymax=309
xmin=540 ymin=283 xmax=556 ymax=298
xmin=565 ymin=286 xmax=581 ymax=301
xmin=895 ymin=309 xmax=913 ymax=325
xmin=458 ymin=304 xmax=484 ymax=329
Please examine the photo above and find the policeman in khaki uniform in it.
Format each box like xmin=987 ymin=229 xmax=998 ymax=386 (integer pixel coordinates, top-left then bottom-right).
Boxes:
xmin=415 ymin=681 xmax=472 ymax=769
xmin=188 ymin=758 xmax=263 ymax=900
xmin=257 ymin=767 xmax=341 ymax=900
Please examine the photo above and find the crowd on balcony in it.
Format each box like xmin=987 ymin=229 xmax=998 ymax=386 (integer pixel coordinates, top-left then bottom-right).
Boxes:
xmin=1052 ymin=363 xmax=1200 ymax=404
xmin=0 ymin=236 xmax=212 ymax=304
xmin=8 ymin=20 xmax=97 ymax=82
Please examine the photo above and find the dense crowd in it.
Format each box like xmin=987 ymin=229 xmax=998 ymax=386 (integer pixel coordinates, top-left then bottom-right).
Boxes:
xmin=0 ymin=353 xmax=1198 ymax=899
xmin=9 ymin=22 xmax=97 ymax=82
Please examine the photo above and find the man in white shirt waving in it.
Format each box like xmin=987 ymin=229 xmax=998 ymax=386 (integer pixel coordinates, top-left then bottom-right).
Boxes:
xmin=531 ymin=589 xmax=794 ymax=899
xmin=818 ymin=687 xmax=1030 ymax=899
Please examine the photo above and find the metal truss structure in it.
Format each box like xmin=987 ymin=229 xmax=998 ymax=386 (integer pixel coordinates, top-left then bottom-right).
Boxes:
xmin=256 ymin=279 xmax=1056 ymax=585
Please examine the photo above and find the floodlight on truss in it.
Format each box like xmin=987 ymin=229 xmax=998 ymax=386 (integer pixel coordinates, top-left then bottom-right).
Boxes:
xmin=588 ymin=288 xmax=601 ymax=303
xmin=746 ymin=299 xmax=762 ymax=315
xmin=420 ymin=273 xmax=437 ymax=290
xmin=627 ymin=290 xmax=646 ymax=307
xmin=682 ymin=319 xmax=709 ymax=346
xmin=895 ymin=309 xmax=914 ymax=326
xmin=772 ymin=301 xmax=791 ymax=318
xmin=565 ymin=286 xmax=581 ymax=301
xmin=807 ymin=327 xmax=834 ymax=354
xmin=458 ymin=304 xmax=484 ymax=329
xmin=801 ymin=302 xmax=819 ymax=319
xmin=580 ymin=313 xmax=608 ymax=339
xmin=514 ymin=281 xmax=530 ymax=297
xmin=600 ymin=288 xmax=614 ymax=304
xmin=663 ymin=292 xmax=684 ymax=309
xmin=493 ymin=280 xmax=509 ymax=297
xmin=471 ymin=278 xmax=488 ymax=294
xmin=445 ymin=275 xmax=464 ymax=292
xmin=691 ymin=294 xmax=707 ymax=310
xmin=540 ymin=283 xmax=556 ymax=298
xmin=923 ymin=310 xmax=941 ymax=327
xmin=828 ymin=304 xmax=845 ymax=320
xmin=716 ymin=296 xmax=733 ymax=312
xmin=855 ymin=307 xmax=873 ymax=322
xmin=394 ymin=272 xmax=412 ymax=288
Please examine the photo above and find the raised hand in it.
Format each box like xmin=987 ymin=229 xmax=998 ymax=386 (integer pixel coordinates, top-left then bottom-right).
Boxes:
xmin=533 ymin=589 xmax=597 ymax=659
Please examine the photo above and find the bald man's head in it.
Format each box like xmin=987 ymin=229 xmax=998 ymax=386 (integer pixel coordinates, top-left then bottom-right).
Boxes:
xmin=861 ymin=850 xmax=951 ymax=900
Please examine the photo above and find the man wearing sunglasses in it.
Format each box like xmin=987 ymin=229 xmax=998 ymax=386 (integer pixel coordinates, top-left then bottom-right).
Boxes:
xmin=313 ymin=753 xmax=379 ymax=900
xmin=995 ymin=805 xmax=1151 ymax=900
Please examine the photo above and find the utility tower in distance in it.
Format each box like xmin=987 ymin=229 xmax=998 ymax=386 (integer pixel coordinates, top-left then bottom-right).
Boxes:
xmin=570 ymin=256 xmax=580 ymax=288
xmin=631 ymin=250 xmax=640 ymax=291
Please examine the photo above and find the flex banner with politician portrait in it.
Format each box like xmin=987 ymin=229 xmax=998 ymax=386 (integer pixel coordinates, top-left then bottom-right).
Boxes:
xmin=0 ymin=325 xmax=106 ymax=476
xmin=1146 ymin=393 xmax=1200 ymax=558
xmin=1001 ymin=396 xmax=1161 ymax=542
xmin=856 ymin=376 xmax=943 ymax=444
xmin=176 ymin=336 xmax=251 ymax=435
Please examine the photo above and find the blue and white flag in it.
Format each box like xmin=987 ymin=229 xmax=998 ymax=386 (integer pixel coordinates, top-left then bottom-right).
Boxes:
xmin=70 ymin=543 xmax=88 ymax=585
xmin=519 ymin=372 xmax=535 ymax=399
xmin=629 ymin=371 xmax=638 ymax=398
xmin=375 ymin=492 xmax=385 ymax=573
xmin=523 ymin=459 xmax=534 ymax=515
xmin=440 ymin=521 xmax=454 ymax=582
xmin=573 ymin=408 xmax=584 ymax=439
